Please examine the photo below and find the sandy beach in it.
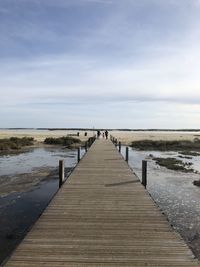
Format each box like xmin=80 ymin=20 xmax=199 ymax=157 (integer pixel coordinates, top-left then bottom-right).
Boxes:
xmin=0 ymin=129 xmax=93 ymax=143
xmin=0 ymin=129 xmax=199 ymax=145
xmin=110 ymin=130 xmax=200 ymax=144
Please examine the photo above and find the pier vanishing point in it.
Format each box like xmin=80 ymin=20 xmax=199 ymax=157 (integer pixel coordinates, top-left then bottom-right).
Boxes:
xmin=4 ymin=139 xmax=200 ymax=267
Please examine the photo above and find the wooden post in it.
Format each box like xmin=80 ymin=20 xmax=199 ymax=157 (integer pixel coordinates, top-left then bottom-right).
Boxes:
xmin=142 ymin=160 xmax=147 ymax=188
xmin=119 ymin=141 xmax=121 ymax=152
xmin=78 ymin=147 xmax=80 ymax=162
xmin=85 ymin=141 xmax=88 ymax=152
xmin=91 ymin=138 xmax=93 ymax=146
xmin=59 ymin=160 xmax=65 ymax=188
xmin=125 ymin=146 xmax=129 ymax=162
xmin=115 ymin=139 xmax=118 ymax=147
xmin=89 ymin=139 xmax=91 ymax=147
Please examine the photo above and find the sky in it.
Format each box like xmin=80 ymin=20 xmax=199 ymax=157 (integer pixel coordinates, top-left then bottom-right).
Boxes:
xmin=1 ymin=0 xmax=200 ymax=129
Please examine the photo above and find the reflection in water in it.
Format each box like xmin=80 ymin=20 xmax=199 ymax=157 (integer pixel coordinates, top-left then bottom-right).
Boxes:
xmin=0 ymin=180 xmax=57 ymax=264
xmin=121 ymin=146 xmax=200 ymax=259
xmin=0 ymin=147 xmax=85 ymax=176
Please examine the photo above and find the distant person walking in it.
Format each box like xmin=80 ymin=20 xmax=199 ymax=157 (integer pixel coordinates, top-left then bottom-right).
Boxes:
xmin=97 ymin=130 xmax=101 ymax=139
xmin=105 ymin=130 xmax=108 ymax=139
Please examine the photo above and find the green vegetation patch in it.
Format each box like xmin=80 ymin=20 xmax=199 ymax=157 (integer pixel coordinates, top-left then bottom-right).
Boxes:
xmin=0 ymin=137 xmax=34 ymax=151
xmin=179 ymin=151 xmax=200 ymax=157
xmin=131 ymin=139 xmax=200 ymax=151
xmin=153 ymin=157 xmax=194 ymax=172
xmin=178 ymin=155 xmax=192 ymax=159
xmin=193 ymin=180 xmax=200 ymax=187
xmin=44 ymin=136 xmax=80 ymax=148
xmin=87 ymin=136 xmax=96 ymax=144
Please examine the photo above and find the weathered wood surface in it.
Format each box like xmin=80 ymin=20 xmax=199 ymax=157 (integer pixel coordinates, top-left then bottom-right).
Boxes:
xmin=4 ymin=139 xmax=200 ymax=266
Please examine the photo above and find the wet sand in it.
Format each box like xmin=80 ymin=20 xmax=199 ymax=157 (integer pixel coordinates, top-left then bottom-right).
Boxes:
xmin=0 ymin=167 xmax=57 ymax=197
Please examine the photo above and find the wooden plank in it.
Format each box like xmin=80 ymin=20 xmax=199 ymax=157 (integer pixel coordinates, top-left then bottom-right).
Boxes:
xmin=4 ymin=139 xmax=200 ymax=267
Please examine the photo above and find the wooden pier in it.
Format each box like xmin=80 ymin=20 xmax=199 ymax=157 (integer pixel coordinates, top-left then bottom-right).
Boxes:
xmin=4 ymin=139 xmax=200 ymax=266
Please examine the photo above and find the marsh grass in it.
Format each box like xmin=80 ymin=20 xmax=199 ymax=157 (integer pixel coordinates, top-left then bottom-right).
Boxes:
xmin=0 ymin=137 xmax=34 ymax=152
xmin=87 ymin=136 xmax=96 ymax=145
xmin=179 ymin=151 xmax=200 ymax=156
xmin=153 ymin=157 xmax=194 ymax=172
xmin=44 ymin=136 xmax=80 ymax=148
xmin=178 ymin=155 xmax=192 ymax=159
xmin=131 ymin=139 xmax=200 ymax=151
xmin=193 ymin=180 xmax=200 ymax=186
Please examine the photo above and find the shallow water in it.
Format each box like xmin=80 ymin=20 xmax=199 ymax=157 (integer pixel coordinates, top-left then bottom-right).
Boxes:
xmin=0 ymin=147 xmax=85 ymax=265
xmin=121 ymin=146 xmax=200 ymax=258
xmin=0 ymin=147 xmax=85 ymax=176
xmin=0 ymin=179 xmax=57 ymax=264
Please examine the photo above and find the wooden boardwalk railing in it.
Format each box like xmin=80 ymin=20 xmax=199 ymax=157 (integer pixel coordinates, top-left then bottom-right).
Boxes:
xmin=4 ymin=139 xmax=200 ymax=266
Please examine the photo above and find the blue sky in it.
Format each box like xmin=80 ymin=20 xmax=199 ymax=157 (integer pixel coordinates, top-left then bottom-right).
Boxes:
xmin=1 ymin=0 xmax=200 ymax=128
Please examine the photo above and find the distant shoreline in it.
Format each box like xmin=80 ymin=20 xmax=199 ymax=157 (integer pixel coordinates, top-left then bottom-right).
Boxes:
xmin=1 ymin=128 xmax=200 ymax=132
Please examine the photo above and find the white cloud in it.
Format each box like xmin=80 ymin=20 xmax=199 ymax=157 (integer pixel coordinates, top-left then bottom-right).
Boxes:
xmin=1 ymin=50 xmax=200 ymax=109
xmin=1 ymin=0 xmax=200 ymax=127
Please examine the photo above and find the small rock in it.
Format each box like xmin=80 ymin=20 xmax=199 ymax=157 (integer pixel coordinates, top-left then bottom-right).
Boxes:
xmin=193 ymin=180 xmax=200 ymax=187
